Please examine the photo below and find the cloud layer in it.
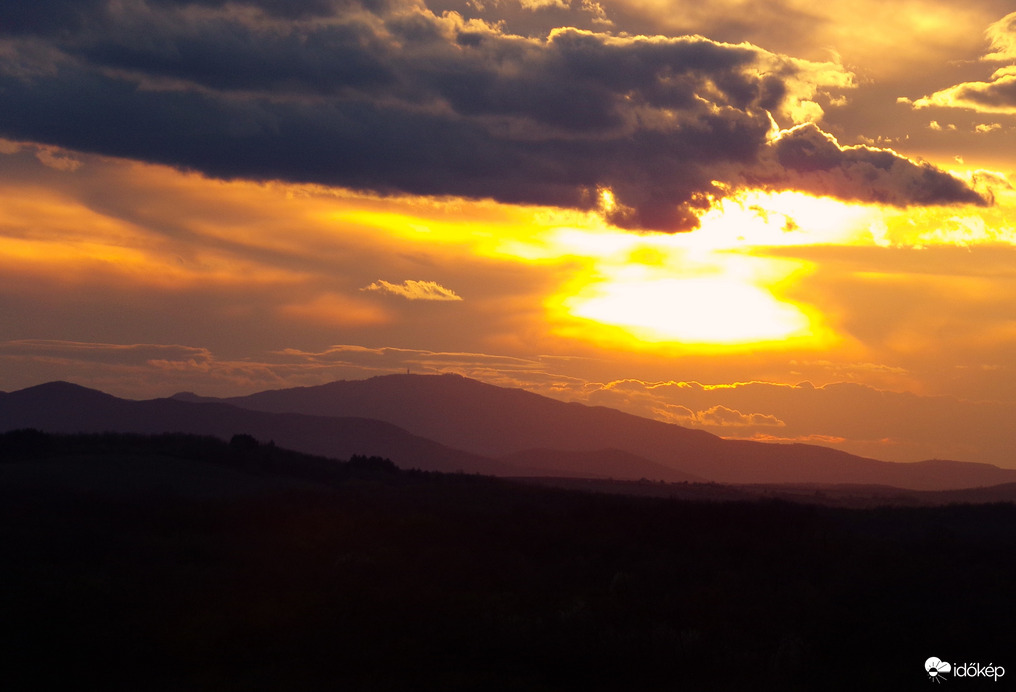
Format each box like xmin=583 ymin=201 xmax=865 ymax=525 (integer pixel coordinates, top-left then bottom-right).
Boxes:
xmin=0 ymin=0 xmax=986 ymax=230
xmin=912 ymin=11 xmax=1016 ymax=116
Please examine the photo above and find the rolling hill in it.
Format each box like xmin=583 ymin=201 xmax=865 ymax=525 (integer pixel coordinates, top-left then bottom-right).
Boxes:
xmin=4 ymin=374 xmax=1016 ymax=490
xmin=193 ymin=373 xmax=1016 ymax=490
xmin=0 ymin=381 xmax=508 ymax=476
xmin=0 ymin=380 xmax=701 ymax=481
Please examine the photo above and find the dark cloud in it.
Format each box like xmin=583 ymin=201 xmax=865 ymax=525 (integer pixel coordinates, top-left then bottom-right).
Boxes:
xmin=0 ymin=0 xmax=108 ymax=36
xmin=748 ymin=124 xmax=988 ymax=207
xmin=0 ymin=0 xmax=344 ymax=35
xmin=74 ymin=21 xmax=396 ymax=95
xmin=0 ymin=0 xmax=986 ymax=231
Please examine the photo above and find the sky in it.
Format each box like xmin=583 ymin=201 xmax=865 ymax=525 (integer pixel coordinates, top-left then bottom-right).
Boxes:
xmin=2 ymin=0 xmax=1016 ymax=467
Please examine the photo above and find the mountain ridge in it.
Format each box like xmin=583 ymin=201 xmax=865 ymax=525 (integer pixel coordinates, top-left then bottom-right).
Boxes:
xmin=0 ymin=381 xmax=513 ymax=476
xmin=204 ymin=373 xmax=1016 ymax=489
xmin=6 ymin=374 xmax=1016 ymax=490
xmin=0 ymin=379 xmax=695 ymax=481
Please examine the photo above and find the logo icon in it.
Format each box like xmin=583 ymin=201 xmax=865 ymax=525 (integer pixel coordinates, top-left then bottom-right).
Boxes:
xmin=927 ymin=657 xmax=952 ymax=683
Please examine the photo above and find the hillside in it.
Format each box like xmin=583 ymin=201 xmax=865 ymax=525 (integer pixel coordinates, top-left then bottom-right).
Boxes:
xmin=0 ymin=381 xmax=507 ymax=476
xmin=5 ymin=375 xmax=1016 ymax=489
xmin=0 ymin=381 xmax=696 ymax=482
xmin=197 ymin=373 xmax=1016 ymax=490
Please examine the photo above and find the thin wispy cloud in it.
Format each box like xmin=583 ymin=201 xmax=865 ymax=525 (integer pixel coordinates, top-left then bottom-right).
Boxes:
xmin=362 ymin=280 xmax=463 ymax=301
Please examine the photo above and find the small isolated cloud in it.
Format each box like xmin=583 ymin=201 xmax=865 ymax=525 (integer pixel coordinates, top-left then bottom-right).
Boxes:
xmin=912 ymin=12 xmax=1016 ymax=116
xmin=580 ymin=0 xmax=612 ymax=25
xmin=914 ymin=67 xmax=1016 ymax=115
xmin=697 ymin=405 xmax=785 ymax=428
xmin=649 ymin=400 xmax=784 ymax=428
xmin=519 ymin=0 xmax=569 ymax=10
xmin=35 ymin=146 xmax=82 ymax=171
xmin=362 ymin=279 xmax=463 ymax=301
xmin=749 ymin=432 xmax=848 ymax=445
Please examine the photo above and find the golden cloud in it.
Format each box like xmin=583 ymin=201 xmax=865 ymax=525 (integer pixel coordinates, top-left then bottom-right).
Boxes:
xmin=361 ymin=279 xmax=464 ymax=301
xmin=912 ymin=12 xmax=1016 ymax=116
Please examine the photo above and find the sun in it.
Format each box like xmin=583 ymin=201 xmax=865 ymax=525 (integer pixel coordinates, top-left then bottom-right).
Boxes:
xmin=323 ymin=186 xmax=871 ymax=353
xmin=562 ymin=275 xmax=811 ymax=345
xmin=542 ymin=190 xmax=875 ymax=351
xmin=550 ymin=253 xmax=825 ymax=351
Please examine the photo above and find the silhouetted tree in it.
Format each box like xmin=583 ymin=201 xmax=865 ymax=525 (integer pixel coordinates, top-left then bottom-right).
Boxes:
xmin=229 ymin=433 xmax=260 ymax=451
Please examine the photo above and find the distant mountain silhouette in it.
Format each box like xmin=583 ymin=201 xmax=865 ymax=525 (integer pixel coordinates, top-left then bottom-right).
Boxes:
xmin=189 ymin=373 xmax=1016 ymax=490
xmin=0 ymin=381 xmax=506 ymax=476
xmin=0 ymin=381 xmax=694 ymax=481
xmin=5 ymin=376 xmax=1016 ymax=489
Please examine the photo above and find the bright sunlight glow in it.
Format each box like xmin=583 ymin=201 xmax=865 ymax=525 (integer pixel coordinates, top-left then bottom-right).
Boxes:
xmin=544 ymin=190 xmax=875 ymax=350
xmin=563 ymin=276 xmax=811 ymax=344
xmin=324 ymin=188 xmax=878 ymax=351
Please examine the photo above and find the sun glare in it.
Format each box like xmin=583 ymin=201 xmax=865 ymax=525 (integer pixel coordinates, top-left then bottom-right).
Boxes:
xmin=543 ymin=190 xmax=873 ymax=350
xmin=318 ymin=186 xmax=874 ymax=351
xmin=562 ymin=276 xmax=811 ymax=344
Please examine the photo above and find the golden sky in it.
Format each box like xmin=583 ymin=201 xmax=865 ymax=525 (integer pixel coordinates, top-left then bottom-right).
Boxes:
xmin=1 ymin=0 xmax=1015 ymax=466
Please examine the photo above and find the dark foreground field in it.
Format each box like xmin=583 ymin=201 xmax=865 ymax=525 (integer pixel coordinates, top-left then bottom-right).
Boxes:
xmin=2 ymin=431 xmax=1014 ymax=691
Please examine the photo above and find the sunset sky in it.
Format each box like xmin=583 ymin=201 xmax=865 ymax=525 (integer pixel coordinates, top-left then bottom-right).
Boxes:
xmin=2 ymin=0 xmax=1016 ymax=467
